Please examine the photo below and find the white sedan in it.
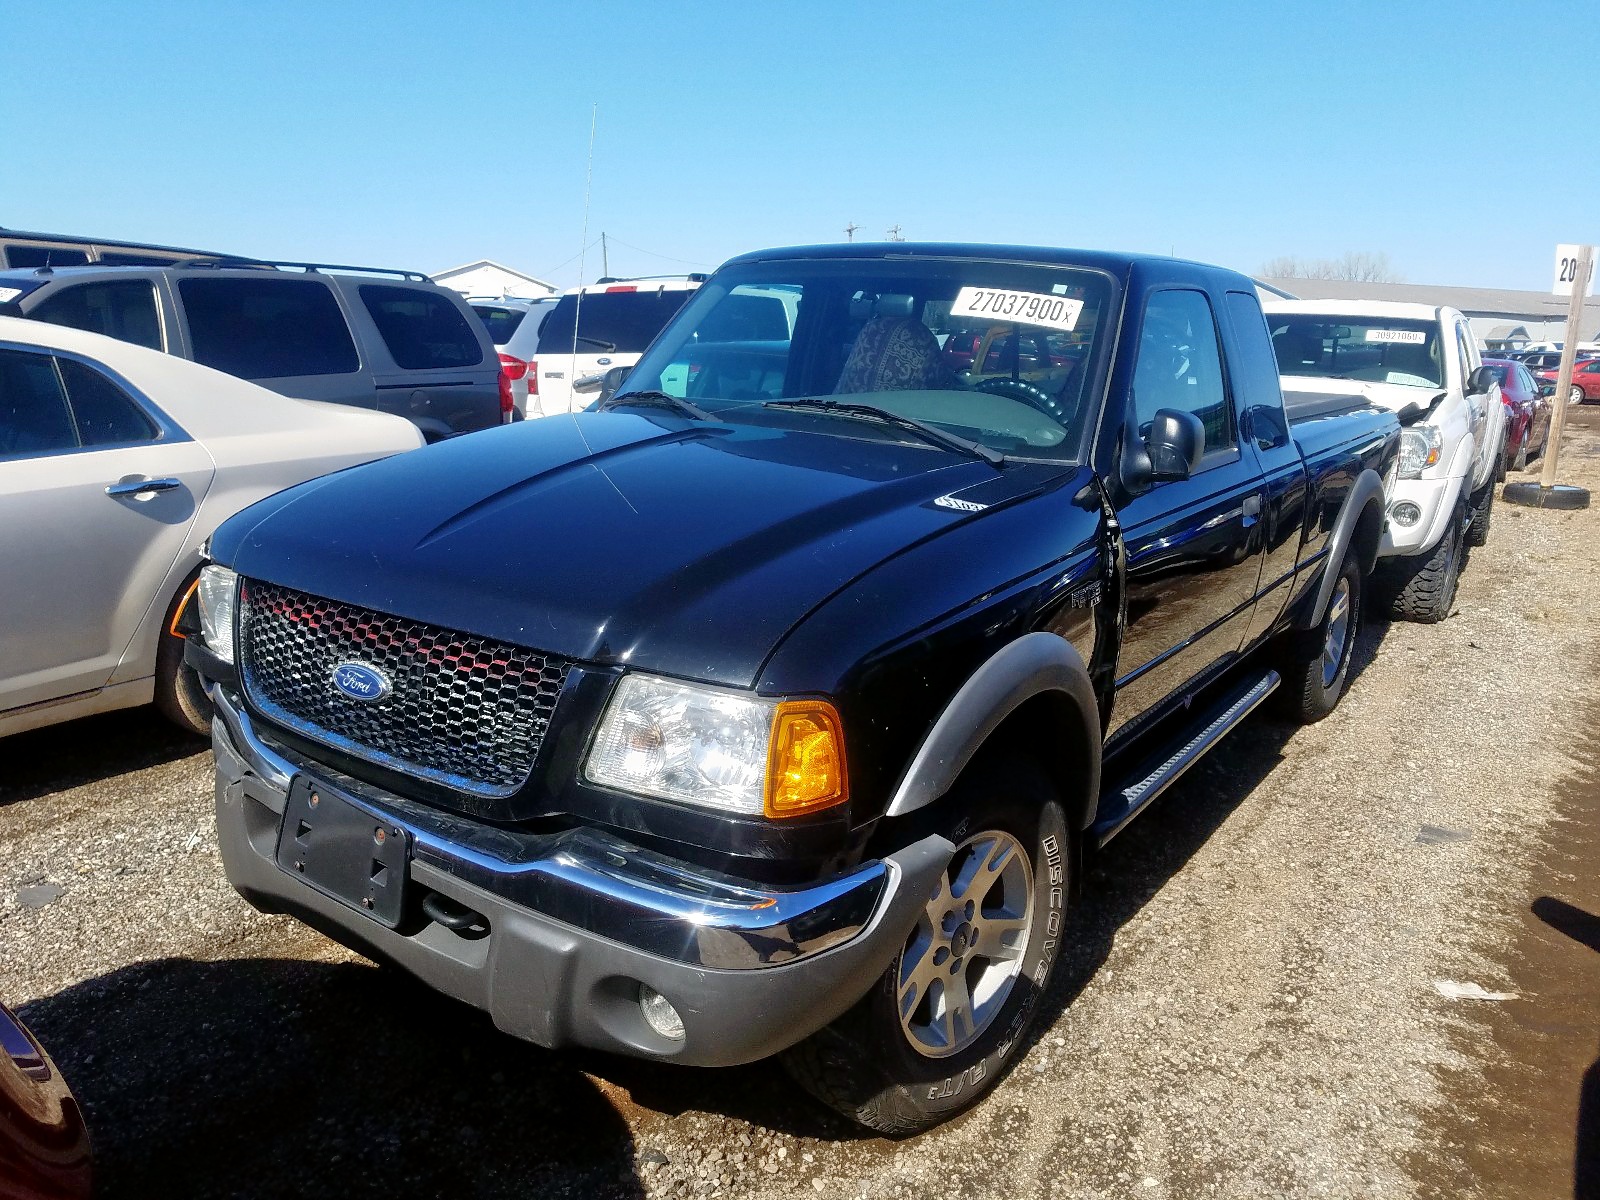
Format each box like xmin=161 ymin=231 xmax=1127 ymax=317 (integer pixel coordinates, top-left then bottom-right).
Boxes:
xmin=0 ymin=314 xmax=424 ymax=738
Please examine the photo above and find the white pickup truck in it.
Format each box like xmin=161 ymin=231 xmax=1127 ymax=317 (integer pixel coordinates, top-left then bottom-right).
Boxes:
xmin=1265 ymin=300 xmax=1507 ymax=623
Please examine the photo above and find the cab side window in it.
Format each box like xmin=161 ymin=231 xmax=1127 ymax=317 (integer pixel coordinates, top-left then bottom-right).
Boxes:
xmin=1454 ymin=324 xmax=1475 ymax=389
xmin=1132 ymin=289 xmax=1234 ymax=459
xmin=0 ymin=349 xmax=79 ymax=459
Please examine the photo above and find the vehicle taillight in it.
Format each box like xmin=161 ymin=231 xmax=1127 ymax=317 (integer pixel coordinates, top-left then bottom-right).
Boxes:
xmin=605 ymin=285 xmax=638 ymax=293
xmin=498 ymin=370 xmax=514 ymax=419
xmin=527 ymin=359 xmax=538 ymax=396
xmin=497 ymin=353 xmax=528 ymax=380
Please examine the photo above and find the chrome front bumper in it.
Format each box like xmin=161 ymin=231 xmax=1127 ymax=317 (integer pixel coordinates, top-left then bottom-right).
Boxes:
xmin=210 ymin=688 xmax=950 ymax=1065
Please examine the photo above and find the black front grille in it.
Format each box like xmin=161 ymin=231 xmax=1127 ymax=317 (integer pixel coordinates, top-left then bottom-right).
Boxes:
xmin=238 ymin=580 xmax=569 ymax=797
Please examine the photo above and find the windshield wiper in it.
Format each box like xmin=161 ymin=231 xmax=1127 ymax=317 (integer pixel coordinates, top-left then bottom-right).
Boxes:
xmin=599 ymin=390 xmax=716 ymax=421
xmin=571 ymin=334 xmax=617 ymax=351
xmin=764 ymin=399 xmax=1005 ymax=467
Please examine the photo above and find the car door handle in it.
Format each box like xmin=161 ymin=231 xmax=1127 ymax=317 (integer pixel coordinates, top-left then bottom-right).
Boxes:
xmin=105 ymin=476 xmax=182 ymax=499
xmin=1241 ymin=494 xmax=1262 ymax=526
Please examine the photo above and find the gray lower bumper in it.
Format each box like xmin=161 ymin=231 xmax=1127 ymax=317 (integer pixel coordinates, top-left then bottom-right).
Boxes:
xmin=210 ymin=689 xmax=951 ymax=1067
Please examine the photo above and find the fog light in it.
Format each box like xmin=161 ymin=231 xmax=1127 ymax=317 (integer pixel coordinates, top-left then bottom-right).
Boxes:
xmin=638 ymin=985 xmax=685 ymax=1041
xmin=1390 ymin=501 xmax=1422 ymax=527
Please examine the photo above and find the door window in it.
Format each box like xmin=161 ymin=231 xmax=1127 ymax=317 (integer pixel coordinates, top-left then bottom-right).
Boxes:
xmin=179 ymin=277 xmax=360 ymax=379
xmin=30 ymin=279 xmax=164 ymax=351
xmin=1132 ymin=289 xmax=1234 ymax=458
xmin=59 ymin=358 xmax=159 ymax=446
xmin=0 ymin=349 xmax=78 ymax=459
xmin=1454 ymin=324 xmax=1475 ymax=388
xmin=359 ymin=285 xmax=484 ymax=370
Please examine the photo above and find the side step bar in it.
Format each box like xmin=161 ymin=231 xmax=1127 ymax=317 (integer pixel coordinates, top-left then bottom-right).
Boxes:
xmin=1092 ymin=670 xmax=1280 ymax=848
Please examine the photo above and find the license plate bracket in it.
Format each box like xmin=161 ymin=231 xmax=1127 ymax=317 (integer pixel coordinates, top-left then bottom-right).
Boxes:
xmin=277 ymin=775 xmax=410 ymax=928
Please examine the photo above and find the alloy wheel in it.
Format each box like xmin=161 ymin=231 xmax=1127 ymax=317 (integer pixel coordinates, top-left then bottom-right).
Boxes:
xmin=1321 ymin=576 xmax=1352 ymax=689
xmin=896 ymin=830 xmax=1034 ymax=1058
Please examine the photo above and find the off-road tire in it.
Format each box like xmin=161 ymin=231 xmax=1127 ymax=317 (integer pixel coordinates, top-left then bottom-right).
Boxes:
xmin=1389 ymin=500 xmax=1464 ymax=624
xmin=1279 ymin=553 xmax=1361 ymax=723
xmin=782 ymin=755 xmax=1071 ymax=1136
xmin=153 ymin=581 xmax=213 ymax=737
xmin=1465 ymin=481 xmax=1494 ymax=547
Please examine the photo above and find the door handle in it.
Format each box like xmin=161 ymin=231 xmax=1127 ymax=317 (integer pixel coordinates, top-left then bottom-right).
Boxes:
xmin=105 ymin=476 xmax=182 ymax=499
xmin=1241 ymin=493 xmax=1262 ymax=526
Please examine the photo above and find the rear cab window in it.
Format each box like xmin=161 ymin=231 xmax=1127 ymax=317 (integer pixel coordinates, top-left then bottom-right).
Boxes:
xmin=360 ymin=285 xmax=485 ymax=370
xmin=179 ymin=276 xmax=360 ymax=379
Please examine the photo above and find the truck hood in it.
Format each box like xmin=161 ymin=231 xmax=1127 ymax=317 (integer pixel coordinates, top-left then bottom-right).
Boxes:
xmin=214 ymin=413 xmax=1063 ymax=687
xmin=1283 ymin=374 xmax=1446 ymax=416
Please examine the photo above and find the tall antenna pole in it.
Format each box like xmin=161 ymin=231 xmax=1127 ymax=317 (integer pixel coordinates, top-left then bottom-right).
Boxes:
xmin=601 ymin=231 xmax=609 ymax=279
xmin=571 ymin=104 xmax=597 ymax=371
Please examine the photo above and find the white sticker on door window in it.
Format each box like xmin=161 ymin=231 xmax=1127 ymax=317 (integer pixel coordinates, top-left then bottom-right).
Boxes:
xmin=1364 ymin=329 xmax=1426 ymax=344
xmin=950 ymin=286 xmax=1083 ymax=332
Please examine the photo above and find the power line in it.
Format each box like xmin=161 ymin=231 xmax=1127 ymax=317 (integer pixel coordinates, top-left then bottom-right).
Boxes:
xmin=600 ymin=235 xmax=714 ymax=270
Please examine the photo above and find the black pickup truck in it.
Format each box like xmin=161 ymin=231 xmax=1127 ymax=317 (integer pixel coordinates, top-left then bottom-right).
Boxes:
xmin=187 ymin=244 xmax=1398 ymax=1134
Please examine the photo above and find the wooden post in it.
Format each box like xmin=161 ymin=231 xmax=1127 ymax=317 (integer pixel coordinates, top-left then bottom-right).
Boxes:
xmin=1538 ymin=244 xmax=1596 ymax=490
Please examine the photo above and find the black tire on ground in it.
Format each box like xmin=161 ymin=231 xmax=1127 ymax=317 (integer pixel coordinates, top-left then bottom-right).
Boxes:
xmin=1389 ymin=500 xmax=1465 ymax=624
xmin=1278 ymin=553 xmax=1361 ymax=724
xmin=1572 ymin=385 xmax=1585 ymax=407
xmin=1465 ymin=480 xmax=1494 ymax=548
xmin=782 ymin=755 xmax=1071 ymax=1136
xmin=1513 ymin=434 xmax=1529 ymax=473
xmin=153 ymin=581 xmax=213 ymax=737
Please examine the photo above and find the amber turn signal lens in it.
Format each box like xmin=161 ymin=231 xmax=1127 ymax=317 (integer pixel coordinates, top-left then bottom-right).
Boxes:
xmin=763 ymin=700 xmax=848 ymax=818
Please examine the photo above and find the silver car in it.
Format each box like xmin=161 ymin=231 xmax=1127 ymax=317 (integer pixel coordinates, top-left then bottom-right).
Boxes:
xmin=0 ymin=315 xmax=423 ymax=738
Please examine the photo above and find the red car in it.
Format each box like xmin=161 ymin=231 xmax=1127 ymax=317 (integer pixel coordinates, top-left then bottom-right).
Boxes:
xmin=0 ymin=1003 xmax=91 ymax=1200
xmin=1534 ymin=356 xmax=1600 ymax=405
xmin=1482 ymin=357 xmax=1552 ymax=471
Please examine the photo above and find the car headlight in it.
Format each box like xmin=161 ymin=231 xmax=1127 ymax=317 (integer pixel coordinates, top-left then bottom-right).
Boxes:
xmin=196 ymin=564 xmax=239 ymax=664
xmin=585 ymin=674 xmax=847 ymax=818
xmin=1397 ymin=426 xmax=1442 ymax=479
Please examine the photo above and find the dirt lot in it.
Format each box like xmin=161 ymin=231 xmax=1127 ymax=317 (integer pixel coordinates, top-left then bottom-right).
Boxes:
xmin=4 ymin=414 xmax=1600 ymax=1200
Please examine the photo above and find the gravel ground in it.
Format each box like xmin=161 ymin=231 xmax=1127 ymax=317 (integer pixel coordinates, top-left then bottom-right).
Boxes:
xmin=4 ymin=416 xmax=1599 ymax=1199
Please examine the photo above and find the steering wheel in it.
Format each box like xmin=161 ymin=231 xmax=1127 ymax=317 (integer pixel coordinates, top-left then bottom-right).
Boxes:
xmin=974 ymin=376 xmax=1067 ymax=422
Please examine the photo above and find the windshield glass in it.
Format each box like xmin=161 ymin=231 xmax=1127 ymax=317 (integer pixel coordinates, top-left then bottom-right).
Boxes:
xmin=614 ymin=258 xmax=1114 ymax=461
xmin=1269 ymin=316 xmax=1443 ymax=388
xmin=472 ymin=304 xmax=526 ymax=346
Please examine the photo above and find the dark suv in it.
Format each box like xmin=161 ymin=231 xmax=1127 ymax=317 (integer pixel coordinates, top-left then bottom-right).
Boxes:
xmin=1 ymin=261 xmax=502 ymax=439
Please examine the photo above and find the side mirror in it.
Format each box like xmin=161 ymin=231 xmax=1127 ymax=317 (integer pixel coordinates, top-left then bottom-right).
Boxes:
xmin=1467 ymin=365 xmax=1495 ymax=395
xmin=1148 ymin=408 xmax=1206 ymax=481
xmin=1538 ymin=383 xmax=1557 ymax=398
xmin=599 ymin=364 xmax=633 ymax=402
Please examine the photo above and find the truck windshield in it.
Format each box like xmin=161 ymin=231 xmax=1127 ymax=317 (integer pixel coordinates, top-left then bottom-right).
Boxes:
xmin=1270 ymin=317 xmax=1443 ymax=388
xmin=614 ymin=258 xmax=1114 ymax=462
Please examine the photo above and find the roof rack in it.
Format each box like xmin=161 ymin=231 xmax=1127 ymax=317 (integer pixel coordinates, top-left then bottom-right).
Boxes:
xmin=593 ymin=272 xmax=709 ymax=285
xmin=177 ymin=257 xmax=431 ymax=282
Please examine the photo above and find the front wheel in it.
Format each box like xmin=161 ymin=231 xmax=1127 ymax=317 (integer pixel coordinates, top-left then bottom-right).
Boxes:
xmin=783 ymin=756 xmax=1070 ymax=1135
xmin=153 ymin=580 xmax=213 ymax=737
xmin=1572 ymin=385 xmax=1586 ymax=406
xmin=1279 ymin=553 xmax=1361 ymax=723
xmin=1389 ymin=500 xmax=1464 ymax=624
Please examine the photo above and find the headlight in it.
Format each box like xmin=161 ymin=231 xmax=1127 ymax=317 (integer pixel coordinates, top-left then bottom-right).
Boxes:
xmin=1397 ymin=426 xmax=1442 ymax=479
xmin=585 ymin=674 xmax=847 ymax=818
xmin=196 ymin=564 xmax=239 ymax=664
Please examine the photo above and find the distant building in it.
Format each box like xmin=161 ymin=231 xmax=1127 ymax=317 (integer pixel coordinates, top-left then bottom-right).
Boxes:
xmin=431 ymin=259 xmax=557 ymax=300
xmin=1262 ymin=277 xmax=1600 ymax=351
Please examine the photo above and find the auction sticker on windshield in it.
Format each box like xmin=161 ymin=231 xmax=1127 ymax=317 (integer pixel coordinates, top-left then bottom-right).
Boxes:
xmin=1364 ymin=329 xmax=1427 ymax=344
xmin=951 ymin=286 xmax=1083 ymax=332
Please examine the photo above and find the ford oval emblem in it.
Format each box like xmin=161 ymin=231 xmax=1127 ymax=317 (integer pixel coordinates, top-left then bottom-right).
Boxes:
xmin=596 ymin=357 xmax=613 ymax=366
xmin=331 ymin=662 xmax=391 ymax=703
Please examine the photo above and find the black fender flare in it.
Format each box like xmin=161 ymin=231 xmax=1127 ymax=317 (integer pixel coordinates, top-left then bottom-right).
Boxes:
xmin=883 ymin=632 xmax=1102 ymax=833
xmin=1296 ymin=467 xmax=1386 ymax=630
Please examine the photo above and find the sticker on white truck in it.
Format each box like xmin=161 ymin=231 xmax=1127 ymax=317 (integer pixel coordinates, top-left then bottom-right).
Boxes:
xmin=1364 ymin=329 xmax=1427 ymax=344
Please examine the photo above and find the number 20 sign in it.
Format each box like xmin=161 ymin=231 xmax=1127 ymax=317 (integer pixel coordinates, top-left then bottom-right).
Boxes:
xmin=1553 ymin=244 xmax=1595 ymax=298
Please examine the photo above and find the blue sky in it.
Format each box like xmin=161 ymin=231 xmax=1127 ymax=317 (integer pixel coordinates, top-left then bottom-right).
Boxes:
xmin=5 ymin=0 xmax=1593 ymax=291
